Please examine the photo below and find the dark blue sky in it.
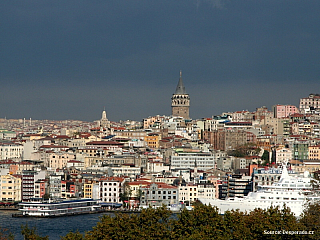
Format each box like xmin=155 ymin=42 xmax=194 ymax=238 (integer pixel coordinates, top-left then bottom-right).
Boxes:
xmin=1 ymin=0 xmax=320 ymax=121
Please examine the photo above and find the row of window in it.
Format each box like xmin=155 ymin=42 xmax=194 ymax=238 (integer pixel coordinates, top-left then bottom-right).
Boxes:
xmin=101 ymin=188 xmax=118 ymax=192
xmin=145 ymin=190 xmax=176 ymax=195
xmin=102 ymin=183 xmax=117 ymax=186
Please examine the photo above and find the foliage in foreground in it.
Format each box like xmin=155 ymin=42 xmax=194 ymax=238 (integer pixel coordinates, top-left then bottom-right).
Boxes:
xmin=2 ymin=203 xmax=320 ymax=239
xmin=61 ymin=203 xmax=320 ymax=240
xmin=21 ymin=224 xmax=48 ymax=240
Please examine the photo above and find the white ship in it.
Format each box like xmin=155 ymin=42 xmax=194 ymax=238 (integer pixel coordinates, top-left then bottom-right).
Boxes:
xmin=15 ymin=198 xmax=101 ymax=217
xmin=199 ymin=162 xmax=320 ymax=216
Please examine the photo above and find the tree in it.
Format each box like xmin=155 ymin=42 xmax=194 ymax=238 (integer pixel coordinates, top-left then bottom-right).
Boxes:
xmin=21 ymin=224 xmax=48 ymax=240
xmin=171 ymin=204 xmax=229 ymax=240
xmin=85 ymin=206 xmax=172 ymax=240
xmin=0 ymin=227 xmax=14 ymax=240
xmin=42 ymin=193 xmax=50 ymax=200
xmin=261 ymin=150 xmax=270 ymax=165
xmin=119 ymin=182 xmax=132 ymax=209
xmin=224 ymin=209 xmax=251 ymax=240
xmin=228 ymin=143 xmax=261 ymax=157
xmin=60 ymin=231 xmax=84 ymax=240
xmin=299 ymin=202 xmax=320 ymax=239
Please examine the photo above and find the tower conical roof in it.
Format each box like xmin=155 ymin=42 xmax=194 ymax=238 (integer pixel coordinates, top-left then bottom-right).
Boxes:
xmin=175 ymin=70 xmax=187 ymax=94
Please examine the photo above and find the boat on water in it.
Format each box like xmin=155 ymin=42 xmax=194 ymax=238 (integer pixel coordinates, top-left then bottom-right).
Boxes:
xmin=198 ymin=162 xmax=320 ymax=216
xmin=13 ymin=198 xmax=102 ymax=217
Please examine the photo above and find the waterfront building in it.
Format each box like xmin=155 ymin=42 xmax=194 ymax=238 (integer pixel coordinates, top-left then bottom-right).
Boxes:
xmin=84 ymin=181 xmax=95 ymax=199
xmin=21 ymin=170 xmax=36 ymax=201
xmin=0 ymin=174 xmax=21 ymax=202
xmin=61 ymin=180 xmax=76 ymax=198
xmin=178 ymin=183 xmax=198 ymax=204
xmin=196 ymin=182 xmax=216 ymax=201
xmin=140 ymin=182 xmax=179 ymax=208
xmin=34 ymin=179 xmax=46 ymax=199
xmin=49 ymin=175 xmax=62 ymax=199
xmin=99 ymin=177 xmax=125 ymax=203
xmin=220 ymin=174 xmax=253 ymax=200
xmin=127 ymin=181 xmax=150 ymax=200
xmin=171 ymin=71 xmax=190 ymax=119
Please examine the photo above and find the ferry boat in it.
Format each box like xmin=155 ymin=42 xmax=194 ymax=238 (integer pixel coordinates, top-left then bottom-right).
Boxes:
xmin=198 ymin=162 xmax=320 ymax=216
xmin=15 ymin=198 xmax=101 ymax=217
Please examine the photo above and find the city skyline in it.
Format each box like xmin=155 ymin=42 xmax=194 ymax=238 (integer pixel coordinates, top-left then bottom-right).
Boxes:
xmin=2 ymin=1 xmax=320 ymax=121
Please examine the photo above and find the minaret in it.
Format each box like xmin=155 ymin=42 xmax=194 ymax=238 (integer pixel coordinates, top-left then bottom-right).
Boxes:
xmin=100 ymin=108 xmax=112 ymax=136
xmin=171 ymin=71 xmax=190 ymax=119
xmin=102 ymin=108 xmax=107 ymax=120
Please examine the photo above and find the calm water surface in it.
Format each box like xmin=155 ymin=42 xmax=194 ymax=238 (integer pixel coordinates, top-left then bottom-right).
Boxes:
xmin=0 ymin=210 xmax=113 ymax=240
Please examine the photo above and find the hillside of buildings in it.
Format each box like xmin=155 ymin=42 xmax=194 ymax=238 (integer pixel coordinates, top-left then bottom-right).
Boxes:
xmin=1 ymin=94 xmax=320 ymax=210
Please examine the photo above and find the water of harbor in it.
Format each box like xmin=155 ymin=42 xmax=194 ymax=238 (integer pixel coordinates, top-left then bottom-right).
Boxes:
xmin=0 ymin=210 xmax=114 ymax=240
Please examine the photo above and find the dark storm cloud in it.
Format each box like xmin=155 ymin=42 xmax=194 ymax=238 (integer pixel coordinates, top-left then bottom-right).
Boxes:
xmin=1 ymin=1 xmax=320 ymax=121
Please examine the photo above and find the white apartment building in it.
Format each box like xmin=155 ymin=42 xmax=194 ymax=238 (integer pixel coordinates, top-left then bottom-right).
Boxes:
xmin=197 ymin=182 xmax=216 ymax=200
xmin=109 ymin=166 xmax=141 ymax=178
xmin=49 ymin=175 xmax=62 ymax=199
xmin=0 ymin=142 xmax=23 ymax=161
xmin=179 ymin=184 xmax=198 ymax=203
xmin=275 ymin=148 xmax=292 ymax=164
xmin=45 ymin=152 xmax=75 ymax=169
xmin=146 ymin=160 xmax=170 ymax=173
xmin=171 ymin=152 xmax=215 ymax=170
xmin=299 ymin=94 xmax=320 ymax=113
xmin=99 ymin=177 xmax=125 ymax=203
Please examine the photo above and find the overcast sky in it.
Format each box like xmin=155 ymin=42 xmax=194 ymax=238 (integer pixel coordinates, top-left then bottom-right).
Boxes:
xmin=1 ymin=0 xmax=320 ymax=121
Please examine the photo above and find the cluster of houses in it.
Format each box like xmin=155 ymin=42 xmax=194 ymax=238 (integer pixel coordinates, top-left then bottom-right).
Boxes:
xmin=1 ymin=93 xmax=320 ymax=208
